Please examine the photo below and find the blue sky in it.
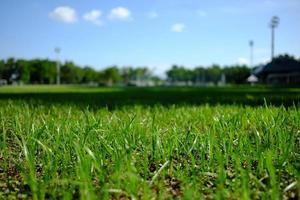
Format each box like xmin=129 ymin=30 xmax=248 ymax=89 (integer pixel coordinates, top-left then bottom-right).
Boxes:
xmin=0 ymin=0 xmax=300 ymax=76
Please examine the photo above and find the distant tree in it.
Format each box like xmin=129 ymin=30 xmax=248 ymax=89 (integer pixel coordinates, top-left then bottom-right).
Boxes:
xmin=61 ymin=61 xmax=83 ymax=84
xmin=271 ymin=54 xmax=299 ymax=66
xmin=192 ymin=67 xmax=206 ymax=84
xmin=121 ymin=67 xmax=134 ymax=85
xmin=0 ymin=60 xmax=5 ymax=79
xmin=206 ymin=65 xmax=221 ymax=84
xmin=81 ymin=66 xmax=98 ymax=83
xmin=166 ymin=65 xmax=193 ymax=84
xmin=134 ymin=67 xmax=151 ymax=83
xmin=102 ymin=66 xmax=122 ymax=86
xmin=43 ymin=60 xmax=57 ymax=84
xmin=151 ymin=75 xmax=163 ymax=85
xmin=4 ymin=58 xmax=17 ymax=83
xmin=29 ymin=59 xmax=43 ymax=83
xmin=223 ymin=65 xmax=251 ymax=84
xmin=28 ymin=59 xmax=56 ymax=84
xmin=15 ymin=59 xmax=30 ymax=83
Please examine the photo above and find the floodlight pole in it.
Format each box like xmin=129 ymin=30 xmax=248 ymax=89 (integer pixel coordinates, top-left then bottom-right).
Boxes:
xmin=270 ymin=16 xmax=279 ymax=60
xmin=271 ymin=26 xmax=275 ymax=59
xmin=249 ymin=40 xmax=254 ymax=68
xmin=55 ymin=48 xmax=61 ymax=85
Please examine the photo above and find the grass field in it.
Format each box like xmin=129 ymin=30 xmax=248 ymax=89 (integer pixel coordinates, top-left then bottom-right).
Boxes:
xmin=1 ymin=85 xmax=300 ymax=108
xmin=0 ymin=85 xmax=299 ymax=199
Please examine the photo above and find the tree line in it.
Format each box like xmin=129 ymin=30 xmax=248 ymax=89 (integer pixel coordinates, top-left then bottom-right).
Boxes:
xmin=0 ymin=58 xmax=158 ymax=86
xmin=166 ymin=64 xmax=251 ymax=85
xmin=0 ymin=57 xmax=253 ymax=86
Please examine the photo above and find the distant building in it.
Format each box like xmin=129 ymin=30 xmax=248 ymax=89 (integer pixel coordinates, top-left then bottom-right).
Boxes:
xmin=247 ymin=74 xmax=258 ymax=86
xmin=254 ymin=55 xmax=300 ymax=85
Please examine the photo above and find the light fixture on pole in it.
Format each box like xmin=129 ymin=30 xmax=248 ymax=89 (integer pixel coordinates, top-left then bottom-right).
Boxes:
xmin=270 ymin=16 xmax=279 ymax=61
xmin=249 ymin=40 xmax=254 ymax=68
xmin=55 ymin=47 xmax=61 ymax=85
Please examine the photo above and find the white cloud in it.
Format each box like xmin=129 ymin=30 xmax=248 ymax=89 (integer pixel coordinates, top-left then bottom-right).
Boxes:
xmin=83 ymin=10 xmax=103 ymax=26
xmin=197 ymin=10 xmax=207 ymax=17
xmin=146 ymin=11 xmax=158 ymax=19
xmin=108 ymin=7 xmax=132 ymax=21
xmin=49 ymin=6 xmax=77 ymax=23
xmin=171 ymin=23 xmax=185 ymax=32
xmin=238 ymin=57 xmax=249 ymax=65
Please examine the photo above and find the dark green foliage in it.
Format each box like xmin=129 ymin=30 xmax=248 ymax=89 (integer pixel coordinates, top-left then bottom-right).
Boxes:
xmin=0 ymin=86 xmax=299 ymax=109
xmin=61 ymin=61 xmax=83 ymax=84
xmin=206 ymin=64 xmax=222 ymax=84
xmin=29 ymin=59 xmax=56 ymax=84
xmin=1 ymin=58 xmax=16 ymax=82
xmin=101 ymin=66 xmax=122 ymax=86
xmin=81 ymin=66 xmax=98 ymax=83
xmin=166 ymin=64 xmax=251 ymax=85
xmin=166 ymin=65 xmax=194 ymax=83
xmin=0 ymin=59 xmax=157 ymax=86
xmin=15 ymin=59 xmax=31 ymax=83
xmin=223 ymin=65 xmax=251 ymax=84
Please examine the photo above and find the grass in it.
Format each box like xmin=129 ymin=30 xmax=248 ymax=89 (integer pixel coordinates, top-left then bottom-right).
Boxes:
xmin=1 ymin=85 xmax=300 ymax=108
xmin=0 ymin=85 xmax=299 ymax=199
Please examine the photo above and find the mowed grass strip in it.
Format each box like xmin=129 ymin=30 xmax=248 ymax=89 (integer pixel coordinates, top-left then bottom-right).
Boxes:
xmin=0 ymin=101 xmax=299 ymax=199
xmin=1 ymin=85 xmax=300 ymax=108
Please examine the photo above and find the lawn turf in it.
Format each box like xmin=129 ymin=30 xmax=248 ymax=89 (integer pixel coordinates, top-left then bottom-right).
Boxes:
xmin=0 ymin=85 xmax=299 ymax=199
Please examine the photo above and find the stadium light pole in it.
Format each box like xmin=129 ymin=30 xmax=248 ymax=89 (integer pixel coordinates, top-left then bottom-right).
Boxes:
xmin=55 ymin=47 xmax=61 ymax=85
xmin=249 ymin=40 xmax=254 ymax=68
xmin=270 ymin=16 xmax=279 ymax=61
